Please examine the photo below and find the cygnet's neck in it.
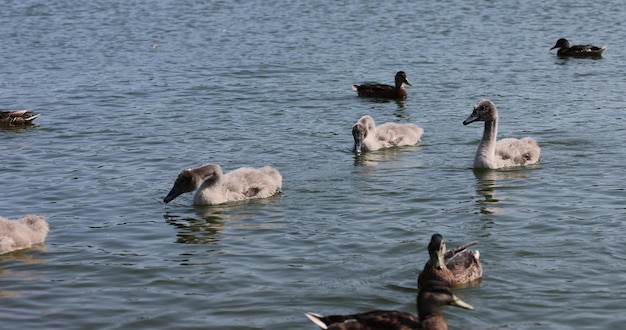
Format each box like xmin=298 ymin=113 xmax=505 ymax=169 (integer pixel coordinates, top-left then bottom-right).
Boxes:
xmin=475 ymin=117 xmax=498 ymax=168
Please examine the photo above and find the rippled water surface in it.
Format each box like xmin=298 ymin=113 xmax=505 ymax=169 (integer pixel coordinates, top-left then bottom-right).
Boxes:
xmin=2 ymin=0 xmax=626 ymax=329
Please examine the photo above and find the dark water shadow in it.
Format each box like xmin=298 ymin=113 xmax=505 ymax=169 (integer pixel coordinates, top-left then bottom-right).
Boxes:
xmin=162 ymin=194 xmax=283 ymax=245
xmin=354 ymin=96 xmax=407 ymax=111
xmin=555 ymin=54 xmax=604 ymax=61
xmin=353 ymin=146 xmax=420 ymax=167
xmin=164 ymin=208 xmax=226 ymax=245
xmin=0 ymin=244 xmax=48 ymax=262
xmin=353 ymin=148 xmax=401 ymax=166
xmin=0 ymin=124 xmax=40 ymax=132
xmin=393 ymin=98 xmax=406 ymax=111
xmin=0 ymin=245 xmax=48 ymax=297
xmin=472 ymin=168 xmax=534 ymax=215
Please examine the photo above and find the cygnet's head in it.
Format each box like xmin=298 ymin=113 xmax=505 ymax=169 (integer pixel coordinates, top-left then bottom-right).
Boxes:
xmin=352 ymin=115 xmax=375 ymax=153
xmin=463 ymin=99 xmax=498 ymax=125
xmin=163 ymin=164 xmax=222 ymax=203
xmin=352 ymin=124 xmax=368 ymax=153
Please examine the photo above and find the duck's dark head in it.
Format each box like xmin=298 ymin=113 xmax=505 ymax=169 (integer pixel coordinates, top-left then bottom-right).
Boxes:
xmin=428 ymin=234 xmax=447 ymax=269
xmin=551 ymin=38 xmax=569 ymax=50
xmin=394 ymin=71 xmax=412 ymax=87
xmin=417 ymin=280 xmax=474 ymax=318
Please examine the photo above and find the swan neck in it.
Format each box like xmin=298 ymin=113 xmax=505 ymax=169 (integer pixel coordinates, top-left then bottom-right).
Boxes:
xmin=475 ymin=117 xmax=498 ymax=167
xmin=481 ymin=117 xmax=497 ymax=146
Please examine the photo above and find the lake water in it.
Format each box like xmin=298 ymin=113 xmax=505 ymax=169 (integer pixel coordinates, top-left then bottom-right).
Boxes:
xmin=2 ymin=0 xmax=626 ymax=329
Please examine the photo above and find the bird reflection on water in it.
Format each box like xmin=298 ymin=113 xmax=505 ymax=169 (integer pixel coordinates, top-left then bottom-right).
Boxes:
xmin=472 ymin=168 xmax=537 ymax=215
xmin=164 ymin=209 xmax=226 ymax=245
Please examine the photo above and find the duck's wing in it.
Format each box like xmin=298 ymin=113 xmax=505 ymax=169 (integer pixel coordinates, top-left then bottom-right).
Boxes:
xmin=588 ymin=45 xmax=607 ymax=53
xmin=572 ymin=44 xmax=606 ymax=53
xmin=353 ymin=83 xmax=396 ymax=97
xmin=565 ymin=44 xmax=608 ymax=57
xmin=5 ymin=110 xmax=29 ymax=116
xmin=444 ymin=241 xmax=478 ymax=259
xmin=306 ymin=311 xmax=420 ymax=330
xmin=446 ymin=249 xmax=482 ymax=283
xmin=444 ymin=239 xmax=482 ymax=280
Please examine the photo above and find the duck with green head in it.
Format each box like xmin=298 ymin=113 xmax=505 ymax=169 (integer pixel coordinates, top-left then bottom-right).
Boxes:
xmin=305 ymin=280 xmax=473 ymax=330
xmin=418 ymin=234 xmax=483 ymax=289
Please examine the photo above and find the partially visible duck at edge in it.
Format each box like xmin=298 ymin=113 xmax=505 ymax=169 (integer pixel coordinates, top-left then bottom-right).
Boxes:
xmin=418 ymin=233 xmax=483 ymax=289
xmin=0 ymin=110 xmax=41 ymax=127
xmin=550 ymin=38 xmax=607 ymax=58
xmin=352 ymin=71 xmax=412 ymax=99
xmin=463 ymin=99 xmax=541 ymax=169
xmin=163 ymin=163 xmax=282 ymax=206
xmin=305 ymin=280 xmax=474 ymax=330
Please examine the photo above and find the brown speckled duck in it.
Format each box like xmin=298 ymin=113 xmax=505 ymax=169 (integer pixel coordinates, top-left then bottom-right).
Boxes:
xmin=352 ymin=71 xmax=411 ymax=99
xmin=418 ymin=234 xmax=483 ymax=289
xmin=550 ymin=38 xmax=607 ymax=58
xmin=0 ymin=110 xmax=41 ymax=127
xmin=305 ymin=281 xmax=473 ymax=330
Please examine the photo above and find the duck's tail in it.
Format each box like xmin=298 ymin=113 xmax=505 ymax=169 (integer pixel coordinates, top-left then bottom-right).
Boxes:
xmin=444 ymin=240 xmax=479 ymax=259
xmin=305 ymin=312 xmax=329 ymax=329
xmin=25 ymin=113 xmax=41 ymax=122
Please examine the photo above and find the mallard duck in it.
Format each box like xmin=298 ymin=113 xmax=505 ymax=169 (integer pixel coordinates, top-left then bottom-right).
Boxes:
xmin=0 ymin=215 xmax=49 ymax=254
xmin=0 ymin=110 xmax=41 ymax=126
xmin=418 ymin=234 xmax=483 ymax=289
xmin=352 ymin=115 xmax=423 ymax=153
xmin=305 ymin=280 xmax=473 ymax=330
xmin=463 ymin=99 xmax=540 ymax=169
xmin=352 ymin=71 xmax=412 ymax=99
xmin=163 ymin=163 xmax=282 ymax=205
xmin=550 ymin=38 xmax=607 ymax=58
